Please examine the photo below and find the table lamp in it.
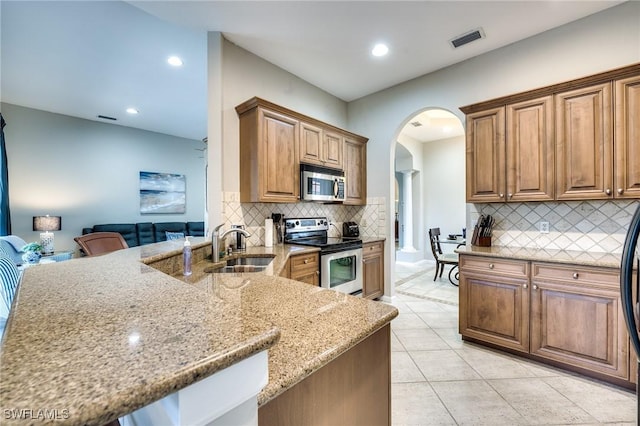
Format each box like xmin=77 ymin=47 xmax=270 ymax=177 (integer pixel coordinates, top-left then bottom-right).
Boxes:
xmin=33 ymin=215 xmax=61 ymax=255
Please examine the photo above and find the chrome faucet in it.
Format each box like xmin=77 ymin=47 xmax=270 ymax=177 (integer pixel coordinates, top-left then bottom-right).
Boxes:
xmin=211 ymin=224 xmax=252 ymax=262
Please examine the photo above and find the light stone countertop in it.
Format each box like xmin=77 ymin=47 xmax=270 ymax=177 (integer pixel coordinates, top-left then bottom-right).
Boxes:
xmin=0 ymin=238 xmax=397 ymax=424
xmin=456 ymin=244 xmax=622 ymax=269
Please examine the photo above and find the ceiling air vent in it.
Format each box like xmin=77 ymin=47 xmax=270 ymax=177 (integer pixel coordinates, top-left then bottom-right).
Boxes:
xmin=410 ymin=121 xmax=422 ymax=127
xmin=97 ymin=115 xmax=117 ymax=121
xmin=450 ymin=28 xmax=485 ymax=49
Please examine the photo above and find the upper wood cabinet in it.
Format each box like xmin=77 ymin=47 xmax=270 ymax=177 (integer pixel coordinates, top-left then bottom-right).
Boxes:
xmin=299 ymin=122 xmax=344 ymax=170
xmin=238 ymin=103 xmax=300 ymax=203
xmin=461 ymin=63 xmax=639 ymax=203
xmin=615 ymin=75 xmax=640 ymax=199
xmin=465 ymin=107 xmax=505 ymax=202
xmin=466 ymin=96 xmax=554 ymax=203
xmin=555 ymin=83 xmax=613 ymax=200
xmin=343 ymin=136 xmax=367 ymax=205
xmin=506 ymin=96 xmax=555 ymax=201
xmin=236 ymin=97 xmax=368 ymax=204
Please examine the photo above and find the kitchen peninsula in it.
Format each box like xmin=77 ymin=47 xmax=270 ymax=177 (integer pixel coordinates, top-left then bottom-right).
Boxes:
xmin=0 ymin=238 xmax=397 ymax=426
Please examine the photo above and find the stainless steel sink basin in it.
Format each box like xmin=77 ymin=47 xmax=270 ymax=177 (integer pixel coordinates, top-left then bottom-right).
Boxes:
xmin=206 ymin=265 xmax=268 ymax=273
xmin=203 ymin=255 xmax=274 ymax=274
xmin=226 ymin=256 xmax=274 ymax=267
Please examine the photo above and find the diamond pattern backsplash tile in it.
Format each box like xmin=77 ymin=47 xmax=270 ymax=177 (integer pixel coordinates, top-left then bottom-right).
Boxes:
xmin=472 ymin=200 xmax=639 ymax=253
xmin=221 ymin=193 xmax=387 ymax=247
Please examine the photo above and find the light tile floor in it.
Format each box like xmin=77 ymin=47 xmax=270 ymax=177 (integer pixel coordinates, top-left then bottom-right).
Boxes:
xmin=389 ymin=260 xmax=637 ymax=425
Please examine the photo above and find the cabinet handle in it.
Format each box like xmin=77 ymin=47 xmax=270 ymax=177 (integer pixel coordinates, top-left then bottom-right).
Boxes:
xmin=499 ymin=193 xmax=504 ymax=198
xmin=573 ymin=272 xmax=579 ymax=279
xmin=508 ymin=193 xmax=513 ymax=199
xmin=533 ymin=284 xmax=538 ymax=290
xmin=316 ymin=271 xmax=319 ymax=275
xmin=523 ymin=283 xmax=528 ymax=289
xmin=488 ymin=263 xmax=494 ymax=269
xmin=618 ymin=188 xmax=624 ymax=195
xmin=304 ymin=259 xmax=309 ymax=264
xmin=605 ymin=188 xmax=611 ymax=195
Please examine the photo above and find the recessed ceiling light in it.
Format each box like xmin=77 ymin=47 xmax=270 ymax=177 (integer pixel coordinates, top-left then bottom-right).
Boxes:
xmin=167 ymin=56 xmax=183 ymax=67
xmin=126 ymin=108 xmax=139 ymax=115
xmin=371 ymin=43 xmax=389 ymax=57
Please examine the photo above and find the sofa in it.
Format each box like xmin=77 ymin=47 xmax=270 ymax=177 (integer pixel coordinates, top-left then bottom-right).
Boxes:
xmin=81 ymin=221 xmax=205 ymax=248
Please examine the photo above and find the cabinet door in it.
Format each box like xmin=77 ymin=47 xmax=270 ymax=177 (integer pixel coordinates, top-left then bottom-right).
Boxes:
xmin=614 ymin=75 xmax=640 ymax=199
xmin=466 ymin=107 xmax=506 ymax=202
xmin=343 ymin=137 xmax=367 ymax=205
xmin=555 ymin=83 xmax=613 ymax=200
xmin=299 ymin=122 xmax=324 ymax=166
xmin=506 ymin=96 xmax=554 ymax=201
xmin=259 ymin=109 xmax=300 ymax=202
xmin=362 ymin=241 xmax=384 ymax=300
xmin=530 ymin=263 xmax=628 ymax=380
xmin=323 ymin=131 xmax=344 ymax=170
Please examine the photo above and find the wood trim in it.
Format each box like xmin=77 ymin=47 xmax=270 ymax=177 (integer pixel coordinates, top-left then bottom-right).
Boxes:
xmin=236 ymin=97 xmax=369 ymax=144
xmin=460 ymin=63 xmax=640 ymax=114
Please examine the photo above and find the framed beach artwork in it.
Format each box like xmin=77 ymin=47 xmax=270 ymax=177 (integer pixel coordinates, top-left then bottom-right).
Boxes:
xmin=139 ymin=171 xmax=186 ymax=214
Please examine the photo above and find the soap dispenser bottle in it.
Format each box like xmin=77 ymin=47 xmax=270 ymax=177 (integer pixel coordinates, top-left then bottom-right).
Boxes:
xmin=183 ymin=236 xmax=192 ymax=276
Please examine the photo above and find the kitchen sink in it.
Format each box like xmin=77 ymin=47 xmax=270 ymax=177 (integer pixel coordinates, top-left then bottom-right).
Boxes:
xmin=203 ymin=255 xmax=275 ymax=274
xmin=226 ymin=256 xmax=274 ymax=267
xmin=205 ymin=265 xmax=268 ymax=274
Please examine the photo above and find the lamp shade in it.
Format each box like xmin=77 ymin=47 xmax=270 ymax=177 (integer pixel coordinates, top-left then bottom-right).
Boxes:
xmin=33 ymin=215 xmax=61 ymax=232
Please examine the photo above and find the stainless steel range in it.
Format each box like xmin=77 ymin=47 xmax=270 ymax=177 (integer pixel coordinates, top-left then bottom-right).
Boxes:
xmin=284 ymin=217 xmax=363 ymax=295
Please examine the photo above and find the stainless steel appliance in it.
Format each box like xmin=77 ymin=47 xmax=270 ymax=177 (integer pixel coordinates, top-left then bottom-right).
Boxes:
xmin=620 ymin=202 xmax=640 ymax=412
xmin=284 ymin=217 xmax=362 ymax=295
xmin=300 ymin=164 xmax=346 ymax=202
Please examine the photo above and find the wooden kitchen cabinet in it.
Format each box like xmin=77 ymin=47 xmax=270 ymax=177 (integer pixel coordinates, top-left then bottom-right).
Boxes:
xmin=465 ymin=96 xmax=554 ymax=203
xmin=459 ymin=255 xmax=530 ymax=353
xmin=505 ymin=96 xmax=555 ymax=201
xmin=530 ymin=263 xmax=628 ymax=380
xmin=465 ymin=107 xmax=505 ymax=202
xmin=614 ymin=74 xmax=640 ymax=199
xmin=237 ymin=100 xmax=300 ymax=203
xmin=289 ymin=252 xmax=319 ymax=286
xmin=555 ymin=82 xmax=613 ymax=200
xmin=362 ymin=240 xmax=384 ymax=299
xmin=299 ymin=122 xmax=344 ymax=170
xmin=343 ymin=136 xmax=367 ymax=205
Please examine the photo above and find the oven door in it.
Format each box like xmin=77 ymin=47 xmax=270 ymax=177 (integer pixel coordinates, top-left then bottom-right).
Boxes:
xmin=321 ymin=248 xmax=362 ymax=294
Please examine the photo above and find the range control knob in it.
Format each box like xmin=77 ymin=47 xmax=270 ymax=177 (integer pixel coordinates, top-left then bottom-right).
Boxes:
xmin=295 ymin=221 xmax=300 ymax=226
xmin=286 ymin=222 xmax=295 ymax=228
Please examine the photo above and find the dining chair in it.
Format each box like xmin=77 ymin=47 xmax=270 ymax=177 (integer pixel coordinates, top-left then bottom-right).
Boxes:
xmin=74 ymin=232 xmax=129 ymax=257
xmin=428 ymin=227 xmax=459 ymax=285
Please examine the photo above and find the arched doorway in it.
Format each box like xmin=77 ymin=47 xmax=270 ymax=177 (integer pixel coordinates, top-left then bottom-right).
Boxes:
xmin=392 ymin=108 xmax=465 ymax=295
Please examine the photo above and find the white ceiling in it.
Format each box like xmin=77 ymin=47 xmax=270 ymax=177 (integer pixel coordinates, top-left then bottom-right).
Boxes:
xmin=0 ymin=1 xmax=626 ymax=142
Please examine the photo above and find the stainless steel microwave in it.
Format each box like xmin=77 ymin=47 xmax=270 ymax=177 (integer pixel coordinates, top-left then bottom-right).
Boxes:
xmin=300 ymin=164 xmax=346 ymax=202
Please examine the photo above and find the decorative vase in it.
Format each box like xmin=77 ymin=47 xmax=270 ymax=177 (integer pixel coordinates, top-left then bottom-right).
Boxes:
xmin=22 ymin=251 xmax=42 ymax=265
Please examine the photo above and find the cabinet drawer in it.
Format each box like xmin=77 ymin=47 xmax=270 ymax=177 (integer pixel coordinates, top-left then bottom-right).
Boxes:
xmin=460 ymin=255 xmax=529 ymax=278
xmin=290 ymin=253 xmax=319 ymax=271
xmin=363 ymin=241 xmax=383 ymax=257
xmin=532 ymin=263 xmax=619 ymax=287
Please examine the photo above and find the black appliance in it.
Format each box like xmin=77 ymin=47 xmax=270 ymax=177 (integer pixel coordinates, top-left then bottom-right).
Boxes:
xmin=621 ymin=202 xmax=640 ymax=413
xmin=343 ymin=222 xmax=360 ymax=238
xmin=284 ymin=217 xmax=363 ymax=294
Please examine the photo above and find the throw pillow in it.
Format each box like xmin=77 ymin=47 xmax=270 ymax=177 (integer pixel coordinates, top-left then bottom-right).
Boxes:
xmin=165 ymin=231 xmax=185 ymax=241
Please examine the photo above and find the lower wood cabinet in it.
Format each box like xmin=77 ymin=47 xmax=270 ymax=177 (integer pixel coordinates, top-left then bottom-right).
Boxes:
xmin=289 ymin=252 xmax=319 ymax=286
xmin=259 ymin=324 xmax=391 ymax=426
xmin=362 ymin=240 xmax=384 ymax=300
xmin=459 ymin=256 xmax=530 ymax=353
xmin=530 ymin=262 xmax=628 ymax=380
xmin=460 ymin=254 xmax=631 ymax=386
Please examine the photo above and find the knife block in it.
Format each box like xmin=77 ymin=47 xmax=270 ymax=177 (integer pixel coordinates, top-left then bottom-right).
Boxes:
xmin=475 ymin=236 xmax=492 ymax=247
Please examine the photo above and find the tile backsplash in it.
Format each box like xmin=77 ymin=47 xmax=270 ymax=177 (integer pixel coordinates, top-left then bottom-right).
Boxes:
xmin=221 ymin=192 xmax=386 ymax=247
xmin=471 ymin=200 xmax=639 ymax=253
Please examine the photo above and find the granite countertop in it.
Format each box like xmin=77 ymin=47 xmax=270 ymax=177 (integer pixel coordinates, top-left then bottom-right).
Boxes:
xmin=456 ymin=245 xmax=622 ymax=269
xmin=0 ymin=238 xmax=397 ymax=424
xmin=360 ymin=236 xmax=386 ymax=244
